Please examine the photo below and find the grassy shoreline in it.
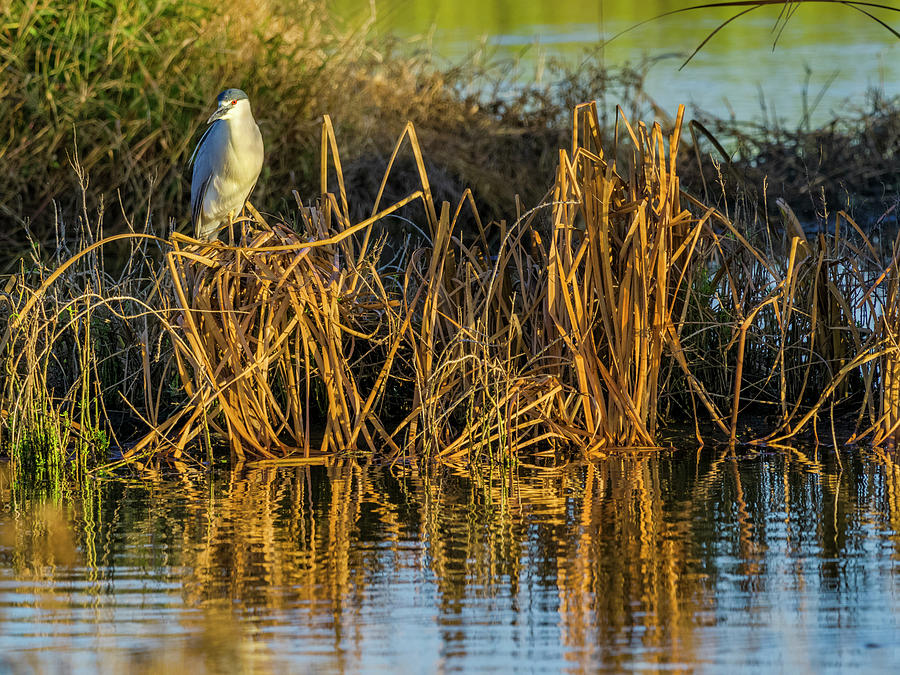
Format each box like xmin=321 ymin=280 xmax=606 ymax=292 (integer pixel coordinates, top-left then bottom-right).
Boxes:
xmin=4 ymin=1 xmax=897 ymax=259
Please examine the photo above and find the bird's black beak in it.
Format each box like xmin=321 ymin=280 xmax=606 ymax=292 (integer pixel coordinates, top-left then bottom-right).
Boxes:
xmin=207 ymin=105 xmax=229 ymax=125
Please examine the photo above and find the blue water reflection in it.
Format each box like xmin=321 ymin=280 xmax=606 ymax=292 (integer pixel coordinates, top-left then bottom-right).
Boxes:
xmin=0 ymin=450 xmax=898 ymax=672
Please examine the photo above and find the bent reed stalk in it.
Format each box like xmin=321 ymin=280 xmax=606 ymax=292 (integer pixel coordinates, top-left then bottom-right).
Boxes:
xmin=1 ymin=105 xmax=898 ymax=470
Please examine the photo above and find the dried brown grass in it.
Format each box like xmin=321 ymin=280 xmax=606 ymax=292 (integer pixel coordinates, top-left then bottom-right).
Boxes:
xmin=4 ymin=103 xmax=900 ymax=470
xmin=129 ymin=103 xmax=711 ymax=462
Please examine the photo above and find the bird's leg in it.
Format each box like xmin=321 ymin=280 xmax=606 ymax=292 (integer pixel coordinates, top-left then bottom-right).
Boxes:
xmin=226 ymin=208 xmax=236 ymax=247
xmin=239 ymin=202 xmax=249 ymax=242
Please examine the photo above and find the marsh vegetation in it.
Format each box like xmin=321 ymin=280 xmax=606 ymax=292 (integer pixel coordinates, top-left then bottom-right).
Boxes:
xmin=2 ymin=1 xmax=900 ymax=672
xmin=2 ymin=103 xmax=897 ymax=473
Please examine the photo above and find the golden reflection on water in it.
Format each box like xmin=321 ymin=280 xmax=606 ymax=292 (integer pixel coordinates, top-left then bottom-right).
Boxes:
xmin=1 ymin=449 xmax=900 ymax=672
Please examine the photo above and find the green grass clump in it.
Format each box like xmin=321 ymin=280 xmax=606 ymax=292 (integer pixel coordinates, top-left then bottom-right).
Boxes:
xmin=0 ymin=193 xmax=174 ymax=476
xmin=4 ymin=0 xmax=200 ymax=222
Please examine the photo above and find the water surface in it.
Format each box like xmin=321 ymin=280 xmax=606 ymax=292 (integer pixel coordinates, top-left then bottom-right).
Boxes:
xmin=1 ymin=449 xmax=899 ymax=673
xmin=333 ymin=0 xmax=900 ymax=125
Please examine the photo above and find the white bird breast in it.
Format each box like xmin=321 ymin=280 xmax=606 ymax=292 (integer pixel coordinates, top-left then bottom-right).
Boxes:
xmin=198 ymin=109 xmax=263 ymax=225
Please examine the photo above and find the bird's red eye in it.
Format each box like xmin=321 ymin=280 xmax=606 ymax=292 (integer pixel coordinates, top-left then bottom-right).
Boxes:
xmin=231 ymin=99 xmax=237 ymax=105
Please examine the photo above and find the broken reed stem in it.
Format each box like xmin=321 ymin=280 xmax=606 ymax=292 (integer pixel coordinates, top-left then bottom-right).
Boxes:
xmin=876 ymin=252 xmax=900 ymax=446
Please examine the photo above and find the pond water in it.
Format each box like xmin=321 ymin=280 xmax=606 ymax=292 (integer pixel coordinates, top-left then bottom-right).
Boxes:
xmin=333 ymin=0 xmax=900 ymax=125
xmin=1 ymin=449 xmax=899 ymax=672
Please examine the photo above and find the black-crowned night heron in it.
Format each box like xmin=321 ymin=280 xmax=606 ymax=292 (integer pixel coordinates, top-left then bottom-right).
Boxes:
xmin=190 ymin=88 xmax=264 ymax=241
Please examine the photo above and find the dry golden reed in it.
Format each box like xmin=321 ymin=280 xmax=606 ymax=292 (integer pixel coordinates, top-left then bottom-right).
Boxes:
xmin=136 ymin=103 xmax=712 ymax=461
xmin=3 ymin=104 xmax=898 ymax=468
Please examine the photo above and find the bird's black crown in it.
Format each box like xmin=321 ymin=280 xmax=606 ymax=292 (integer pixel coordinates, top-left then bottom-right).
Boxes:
xmin=217 ymin=88 xmax=249 ymax=104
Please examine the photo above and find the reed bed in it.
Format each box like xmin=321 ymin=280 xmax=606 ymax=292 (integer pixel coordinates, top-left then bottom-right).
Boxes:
xmin=155 ymin=218 xmax=398 ymax=461
xmin=1 ymin=104 xmax=899 ymax=470
xmin=0 ymin=194 xmax=171 ymax=475
xmin=666 ymin=196 xmax=900 ymax=447
xmin=102 ymin=102 xmax=707 ymax=462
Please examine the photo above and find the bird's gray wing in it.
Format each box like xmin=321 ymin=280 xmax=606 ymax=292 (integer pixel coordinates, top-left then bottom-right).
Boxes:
xmin=191 ymin=174 xmax=212 ymax=233
xmin=189 ymin=121 xmax=222 ymax=233
xmin=189 ymin=121 xmax=217 ymax=166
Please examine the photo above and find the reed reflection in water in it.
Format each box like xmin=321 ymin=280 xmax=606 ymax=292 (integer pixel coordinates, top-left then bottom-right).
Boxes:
xmin=1 ymin=449 xmax=900 ymax=672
